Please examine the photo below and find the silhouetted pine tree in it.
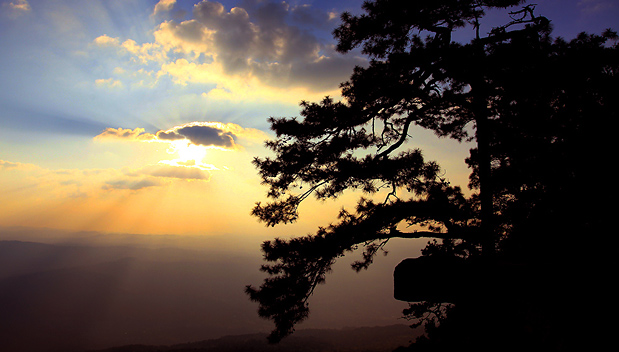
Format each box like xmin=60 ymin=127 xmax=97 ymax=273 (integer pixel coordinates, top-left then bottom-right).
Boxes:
xmin=246 ymin=1 xmax=617 ymax=349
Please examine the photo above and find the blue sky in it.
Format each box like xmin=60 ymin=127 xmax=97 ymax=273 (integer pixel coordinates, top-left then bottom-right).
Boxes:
xmin=0 ymin=0 xmax=617 ymax=236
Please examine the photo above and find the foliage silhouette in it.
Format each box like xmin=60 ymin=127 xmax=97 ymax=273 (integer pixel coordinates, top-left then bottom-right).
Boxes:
xmin=246 ymin=0 xmax=617 ymax=348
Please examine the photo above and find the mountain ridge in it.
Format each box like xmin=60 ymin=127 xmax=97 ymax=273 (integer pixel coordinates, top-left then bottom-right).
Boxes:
xmin=89 ymin=324 xmax=420 ymax=352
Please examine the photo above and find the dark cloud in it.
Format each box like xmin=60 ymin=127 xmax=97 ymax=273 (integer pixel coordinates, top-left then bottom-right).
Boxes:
xmin=252 ymin=0 xmax=289 ymax=29
xmin=193 ymin=1 xmax=255 ymax=73
xmin=178 ymin=125 xmax=235 ymax=148
xmin=170 ymin=19 xmax=208 ymax=44
xmin=156 ymin=129 xmax=186 ymax=141
xmin=156 ymin=124 xmax=236 ymax=149
xmin=159 ymin=0 xmax=366 ymax=92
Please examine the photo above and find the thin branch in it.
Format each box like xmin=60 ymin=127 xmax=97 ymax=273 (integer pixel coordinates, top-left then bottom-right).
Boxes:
xmin=376 ymin=114 xmax=415 ymax=160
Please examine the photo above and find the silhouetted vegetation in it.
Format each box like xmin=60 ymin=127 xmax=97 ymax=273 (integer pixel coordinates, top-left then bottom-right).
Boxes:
xmin=246 ymin=0 xmax=617 ymax=349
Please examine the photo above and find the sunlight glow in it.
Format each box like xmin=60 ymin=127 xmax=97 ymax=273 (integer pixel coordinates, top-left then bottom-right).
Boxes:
xmin=171 ymin=140 xmax=208 ymax=163
xmin=159 ymin=140 xmax=221 ymax=171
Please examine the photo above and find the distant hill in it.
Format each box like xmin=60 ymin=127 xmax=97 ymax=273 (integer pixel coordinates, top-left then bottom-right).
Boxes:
xmin=0 ymin=239 xmax=420 ymax=352
xmin=0 ymin=240 xmax=269 ymax=352
xmin=90 ymin=325 xmax=420 ymax=352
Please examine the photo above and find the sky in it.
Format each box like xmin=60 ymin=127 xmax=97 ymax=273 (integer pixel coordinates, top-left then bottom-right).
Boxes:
xmin=1 ymin=0 xmax=618 ymax=239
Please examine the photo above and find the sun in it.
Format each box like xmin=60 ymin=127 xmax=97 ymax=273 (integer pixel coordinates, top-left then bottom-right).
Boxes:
xmin=171 ymin=140 xmax=207 ymax=163
xmin=158 ymin=139 xmax=222 ymax=171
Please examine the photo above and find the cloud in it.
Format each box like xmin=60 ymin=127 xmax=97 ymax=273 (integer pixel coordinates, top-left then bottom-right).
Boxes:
xmin=94 ymin=122 xmax=268 ymax=178
xmin=103 ymin=177 xmax=165 ymax=191
xmin=1 ymin=161 xmax=143 ymax=199
xmin=133 ymin=164 xmax=211 ymax=180
xmin=153 ymin=0 xmax=177 ymax=16
xmin=168 ymin=0 xmax=356 ymax=86
xmin=158 ymin=58 xmax=333 ymax=103
xmin=3 ymin=0 xmax=30 ymax=13
xmin=156 ymin=123 xmax=236 ymax=149
xmin=93 ymin=35 xmax=168 ymax=64
xmin=101 ymin=164 xmax=211 ymax=192
xmin=95 ymin=78 xmax=123 ymax=89
xmin=156 ymin=121 xmax=270 ymax=148
xmin=93 ymin=34 xmax=120 ymax=47
xmin=93 ymin=0 xmax=366 ymax=100
xmin=94 ymin=127 xmax=156 ymax=141
xmin=154 ymin=20 xmax=213 ymax=56
xmin=121 ymin=39 xmax=168 ymax=64
xmin=0 ymin=160 xmax=39 ymax=171
xmin=95 ymin=121 xmax=267 ymax=149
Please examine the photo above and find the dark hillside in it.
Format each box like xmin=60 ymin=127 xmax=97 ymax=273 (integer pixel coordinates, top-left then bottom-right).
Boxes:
xmin=91 ymin=325 xmax=420 ymax=352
